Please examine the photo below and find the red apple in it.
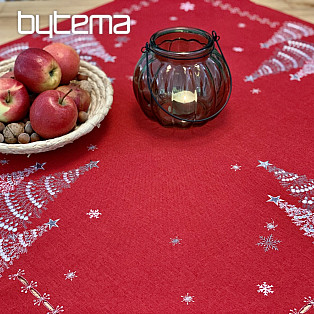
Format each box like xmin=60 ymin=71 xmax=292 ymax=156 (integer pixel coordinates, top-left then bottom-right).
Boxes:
xmin=1 ymin=71 xmax=15 ymax=79
xmin=56 ymin=83 xmax=91 ymax=112
xmin=30 ymin=90 xmax=78 ymax=139
xmin=0 ymin=78 xmax=30 ymax=123
xmin=14 ymin=48 xmax=61 ymax=93
xmin=44 ymin=43 xmax=80 ymax=84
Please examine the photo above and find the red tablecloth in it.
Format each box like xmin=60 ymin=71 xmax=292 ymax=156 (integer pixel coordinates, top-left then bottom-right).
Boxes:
xmin=0 ymin=0 xmax=313 ymax=313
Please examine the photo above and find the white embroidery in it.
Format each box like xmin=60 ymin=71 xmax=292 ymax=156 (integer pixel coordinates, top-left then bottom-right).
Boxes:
xmin=257 ymin=282 xmax=274 ymax=296
xmin=64 ymin=270 xmax=77 ymax=281
xmin=207 ymin=0 xmax=279 ymax=28
xmin=181 ymin=293 xmax=194 ymax=304
xmin=170 ymin=236 xmax=182 ymax=246
xmin=180 ymin=2 xmax=195 ymax=11
xmin=256 ymin=234 xmax=281 ymax=252
xmin=245 ymin=41 xmax=314 ymax=82
xmin=260 ymin=22 xmax=314 ymax=49
xmin=87 ymin=209 xmax=102 ymax=219
xmin=230 ymin=164 xmax=241 ymax=171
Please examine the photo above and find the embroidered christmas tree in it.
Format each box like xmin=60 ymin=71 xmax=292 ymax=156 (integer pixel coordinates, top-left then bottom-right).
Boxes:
xmin=0 ymin=220 xmax=53 ymax=277
xmin=245 ymin=40 xmax=314 ymax=82
xmin=290 ymin=55 xmax=314 ymax=81
xmin=258 ymin=161 xmax=314 ymax=242
xmin=260 ymin=21 xmax=314 ymax=49
xmin=0 ymin=162 xmax=45 ymax=194
xmin=0 ymin=161 xmax=99 ymax=239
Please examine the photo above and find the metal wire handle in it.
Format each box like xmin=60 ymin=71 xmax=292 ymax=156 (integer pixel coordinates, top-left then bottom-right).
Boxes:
xmin=143 ymin=30 xmax=232 ymax=123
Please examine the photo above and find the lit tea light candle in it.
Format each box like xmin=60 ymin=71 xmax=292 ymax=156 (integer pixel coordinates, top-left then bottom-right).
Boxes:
xmin=171 ymin=90 xmax=197 ymax=115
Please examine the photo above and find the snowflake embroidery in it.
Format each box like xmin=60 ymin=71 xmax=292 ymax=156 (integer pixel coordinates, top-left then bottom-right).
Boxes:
xmin=33 ymin=293 xmax=50 ymax=306
xmin=126 ymin=75 xmax=133 ymax=81
xmin=264 ymin=219 xmax=278 ymax=231
xmin=87 ymin=209 xmax=102 ymax=219
xmin=21 ymin=281 xmax=37 ymax=293
xmin=64 ymin=270 xmax=77 ymax=281
xmin=256 ymin=234 xmax=281 ymax=252
xmin=180 ymin=2 xmax=195 ymax=12
xmin=250 ymin=88 xmax=261 ymax=94
xmin=304 ymin=296 xmax=314 ymax=305
xmin=47 ymin=305 xmax=64 ymax=314
xmin=169 ymin=16 xmax=178 ymax=21
xmin=170 ymin=236 xmax=182 ymax=246
xmin=232 ymin=47 xmax=244 ymax=52
xmin=230 ymin=164 xmax=241 ymax=171
xmin=8 ymin=269 xmax=25 ymax=280
xmin=290 ymin=296 xmax=314 ymax=313
xmin=87 ymin=144 xmax=98 ymax=152
xmin=181 ymin=293 xmax=194 ymax=304
xmin=0 ymin=159 xmax=9 ymax=165
xmin=108 ymin=77 xmax=116 ymax=83
xmin=238 ymin=23 xmax=246 ymax=28
xmin=257 ymin=282 xmax=274 ymax=296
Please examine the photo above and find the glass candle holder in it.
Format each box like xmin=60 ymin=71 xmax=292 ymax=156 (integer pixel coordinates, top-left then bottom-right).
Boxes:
xmin=133 ymin=27 xmax=232 ymax=128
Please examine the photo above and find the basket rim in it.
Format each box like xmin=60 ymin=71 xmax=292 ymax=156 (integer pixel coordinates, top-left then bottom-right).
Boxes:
xmin=0 ymin=58 xmax=113 ymax=154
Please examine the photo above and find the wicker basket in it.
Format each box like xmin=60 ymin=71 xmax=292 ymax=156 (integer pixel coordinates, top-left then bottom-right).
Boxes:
xmin=0 ymin=58 xmax=113 ymax=154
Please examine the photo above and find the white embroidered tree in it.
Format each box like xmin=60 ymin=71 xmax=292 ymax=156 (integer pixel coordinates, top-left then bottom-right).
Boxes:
xmin=0 ymin=161 xmax=99 ymax=239
xmin=245 ymin=40 xmax=314 ymax=82
xmin=290 ymin=55 xmax=314 ymax=81
xmin=265 ymin=163 xmax=314 ymax=210
xmin=260 ymin=21 xmax=314 ymax=49
xmin=258 ymin=161 xmax=314 ymax=242
xmin=0 ymin=222 xmax=49 ymax=277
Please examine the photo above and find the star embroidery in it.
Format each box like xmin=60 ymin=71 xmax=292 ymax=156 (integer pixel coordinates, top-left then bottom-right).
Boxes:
xmin=232 ymin=47 xmax=244 ymax=52
xmin=126 ymin=75 xmax=133 ymax=81
xmin=46 ymin=218 xmax=60 ymax=230
xmin=108 ymin=77 xmax=115 ymax=83
xmin=0 ymin=159 xmax=9 ymax=165
xmin=260 ymin=43 xmax=269 ymax=49
xmin=180 ymin=2 xmax=195 ymax=12
xmin=169 ymin=16 xmax=178 ymax=21
xmin=289 ymin=74 xmax=301 ymax=81
xmin=87 ymin=144 xmax=98 ymax=152
xmin=267 ymin=195 xmax=283 ymax=206
xmin=86 ymin=160 xmax=99 ymax=169
xmin=257 ymin=160 xmax=272 ymax=169
xmin=32 ymin=162 xmax=46 ymax=170
xmin=244 ymin=75 xmax=255 ymax=82
xmin=103 ymin=53 xmax=116 ymax=63
xmin=250 ymin=88 xmax=261 ymax=94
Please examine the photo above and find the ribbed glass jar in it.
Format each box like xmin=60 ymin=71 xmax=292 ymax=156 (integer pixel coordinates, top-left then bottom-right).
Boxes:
xmin=133 ymin=27 xmax=232 ymax=128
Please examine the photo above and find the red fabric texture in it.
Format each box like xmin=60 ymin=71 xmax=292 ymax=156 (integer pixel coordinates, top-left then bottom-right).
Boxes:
xmin=0 ymin=0 xmax=313 ymax=313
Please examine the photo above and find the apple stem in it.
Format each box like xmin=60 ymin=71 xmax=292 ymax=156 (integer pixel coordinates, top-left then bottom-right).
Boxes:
xmin=5 ymin=90 xmax=11 ymax=103
xmin=59 ymin=89 xmax=73 ymax=105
